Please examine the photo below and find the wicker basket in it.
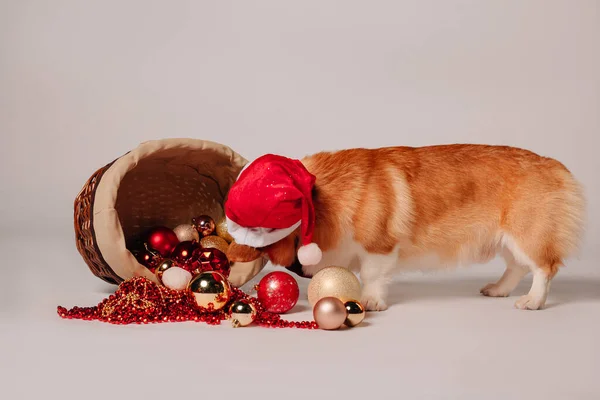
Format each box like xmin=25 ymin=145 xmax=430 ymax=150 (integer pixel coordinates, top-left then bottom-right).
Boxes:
xmin=74 ymin=138 xmax=268 ymax=287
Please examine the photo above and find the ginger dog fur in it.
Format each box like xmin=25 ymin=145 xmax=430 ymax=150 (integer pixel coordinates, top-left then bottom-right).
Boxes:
xmin=227 ymin=144 xmax=585 ymax=311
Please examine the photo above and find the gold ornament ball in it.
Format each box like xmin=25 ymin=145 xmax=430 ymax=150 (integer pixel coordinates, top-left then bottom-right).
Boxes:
xmin=229 ymin=300 xmax=257 ymax=327
xmin=215 ymin=217 xmax=234 ymax=243
xmin=188 ymin=271 xmax=231 ymax=310
xmin=344 ymin=300 xmax=366 ymax=327
xmin=155 ymin=259 xmax=177 ymax=284
xmin=313 ymin=297 xmax=348 ymax=330
xmin=173 ymin=224 xmax=200 ymax=242
xmin=307 ymin=266 xmax=362 ymax=307
xmin=200 ymin=235 xmax=230 ymax=255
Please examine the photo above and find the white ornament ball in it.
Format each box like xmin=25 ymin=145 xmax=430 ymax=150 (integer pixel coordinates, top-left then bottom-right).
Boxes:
xmin=161 ymin=266 xmax=193 ymax=291
xmin=173 ymin=224 xmax=200 ymax=242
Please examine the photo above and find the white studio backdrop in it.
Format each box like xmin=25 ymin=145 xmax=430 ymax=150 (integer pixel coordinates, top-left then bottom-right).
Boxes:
xmin=2 ymin=4 xmax=600 ymax=400
xmin=1 ymin=1 xmax=598 ymax=257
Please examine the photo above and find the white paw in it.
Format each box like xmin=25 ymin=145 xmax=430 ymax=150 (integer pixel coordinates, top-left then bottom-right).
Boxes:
xmin=361 ymin=294 xmax=388 ymax=311
xmin=514 ymin=295 xmax=545 ymax=310
xmin=480 ymin=283 xmax=510 ymax=297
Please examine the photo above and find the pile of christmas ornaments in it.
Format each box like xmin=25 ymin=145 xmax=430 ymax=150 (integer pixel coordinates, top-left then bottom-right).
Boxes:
xmin=307 ymin=266 xmax=366 ymax=330
xmin=57 ymin=273 xmax=315 ymax=329
xmin=60 ymin=213 xmax=313 ymax=329
xmin=128 ymin=215 xmax=233 ymax=291
xmin=125 ymin=215 xmax=307 ymax=327
xmin=60 ymin=214 xmax=368 ymax=330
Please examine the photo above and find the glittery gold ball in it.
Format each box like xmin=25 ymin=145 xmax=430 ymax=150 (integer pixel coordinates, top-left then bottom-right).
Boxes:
xmin=229 ymin=300 xmax=257 ymax=327
xmin=307 ymin=266 xmax=362 ymax=307
xmin=215 ymin=217 xmax=234 ymax=243
xmin=200 ymin=235 xmax=230 ymax=254
xmin=173 ymin=224 xmax=200 ymax=242
xmin=188 ymin=271 xmax=231 ymax=310
xmin=343 ymin=300 xmax=366 ymax=327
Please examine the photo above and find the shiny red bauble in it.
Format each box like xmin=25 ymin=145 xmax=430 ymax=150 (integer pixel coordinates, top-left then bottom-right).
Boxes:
xmin=256 ymin=271 xmax=300 ymax=314
xmin=187 ymin=248 xmax=230 ymax=278
xmin=145 ymin=227 xmax=180 ymax=257
xmin=171 ymin=240 xmax=200 ymax=264
xmin=132 ymin=247 xmax=161 ymax=272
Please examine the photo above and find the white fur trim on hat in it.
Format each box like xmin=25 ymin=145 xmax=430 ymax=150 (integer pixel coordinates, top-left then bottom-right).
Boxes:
xmin=297 ymin=243 xmax=322 ymax=266
xmin=226 ymin=217 xmax=301 ymax=248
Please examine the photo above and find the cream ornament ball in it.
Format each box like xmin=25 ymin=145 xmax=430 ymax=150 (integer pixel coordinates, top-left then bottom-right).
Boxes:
xmin=161 ymin=267 xmax=193 ymax=291
xmin=307 ymin=266 xmax=362 ymax=307
xmin=173 ymin=224 xmax=200 ymax=243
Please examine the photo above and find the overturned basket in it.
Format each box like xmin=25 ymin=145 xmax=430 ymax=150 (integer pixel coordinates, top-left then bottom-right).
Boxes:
xmin=74 ymin=138 xmax=267 ymax=287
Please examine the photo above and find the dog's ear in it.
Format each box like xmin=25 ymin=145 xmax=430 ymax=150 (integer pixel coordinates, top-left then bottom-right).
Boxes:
xmin=226 ymin=241 xmax=263 ymax=262
xmin=263 ymin=234 xmax=297 ymax=267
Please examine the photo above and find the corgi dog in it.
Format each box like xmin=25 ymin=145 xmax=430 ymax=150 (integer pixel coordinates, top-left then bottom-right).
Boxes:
xmin=226 ymin=144 xmax=585 ymax=311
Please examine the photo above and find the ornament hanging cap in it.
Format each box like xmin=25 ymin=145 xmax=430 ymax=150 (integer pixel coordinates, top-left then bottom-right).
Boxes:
xmin=225 ymin=154 xmax=322 ymax=266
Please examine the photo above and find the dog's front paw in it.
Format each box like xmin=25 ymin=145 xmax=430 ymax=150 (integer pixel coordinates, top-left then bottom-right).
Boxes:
xmin=514 ymin=295 xmax=545 ymax=310
xmin=361 ymin=294 xmax=388 ymax=311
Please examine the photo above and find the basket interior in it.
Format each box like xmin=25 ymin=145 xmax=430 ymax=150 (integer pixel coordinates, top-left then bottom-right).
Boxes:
xmin=114 ymin=147 xmax=232 ymax=247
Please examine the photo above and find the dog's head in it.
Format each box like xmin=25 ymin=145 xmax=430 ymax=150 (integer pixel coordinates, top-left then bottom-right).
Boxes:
xmin=227 ymin=231 xmax=297 ymax=266
xmin=226 ymin=230 xmax=309 ymax=277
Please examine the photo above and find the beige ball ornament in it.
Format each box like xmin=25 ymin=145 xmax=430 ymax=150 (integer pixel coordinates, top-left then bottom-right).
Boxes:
xmin=161 ymin=267 xmax=193 ymax=291
xmin=154 ymin=259 xmax=192 ymax=291
xmin=313 ymin=297 xmax=348 ymax=330
xmin=155 ymin=259 xmax=176 ymax=283
xmin=307 ymin=266 xmax=362 ymax=307
xmin=173 ymin=224 xmax=200 ymax=242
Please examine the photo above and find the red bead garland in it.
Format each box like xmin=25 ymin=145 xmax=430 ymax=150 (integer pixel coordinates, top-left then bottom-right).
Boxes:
xmin=57 ymin=277 xmax=318 ymax=329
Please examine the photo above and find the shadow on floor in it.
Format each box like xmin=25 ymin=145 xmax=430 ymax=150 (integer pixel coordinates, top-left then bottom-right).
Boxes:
xmin=385 ymin=276 xmax=600 ymax=306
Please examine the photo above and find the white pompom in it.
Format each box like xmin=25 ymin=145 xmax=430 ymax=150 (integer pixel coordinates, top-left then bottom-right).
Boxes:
xmin=297 ymin=243 xmax=322 ymax=266
xmin=161 ymin=267 xmax=193 ymax=291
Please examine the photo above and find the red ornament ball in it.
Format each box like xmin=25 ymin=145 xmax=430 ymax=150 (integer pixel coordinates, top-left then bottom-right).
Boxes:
xmin=171 ymin=240 xmax=200 ymax=264
xmin=256 ymin=271 xmax=300 ymax=314
xmin=132 ymin=247 xmax=161 ymax=272
xmin=145 ymin=227 xmax=179 ymax=257
xmin=187 ymin=247 xmax=230 ymax=278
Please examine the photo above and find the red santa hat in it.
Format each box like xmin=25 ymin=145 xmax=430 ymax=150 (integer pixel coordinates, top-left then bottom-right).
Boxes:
xmin=224 ymin=154 xmax=322 ymax=266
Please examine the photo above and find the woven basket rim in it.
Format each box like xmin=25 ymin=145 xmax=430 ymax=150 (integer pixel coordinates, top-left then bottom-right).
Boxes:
xmin=75 ymin=138 xmax=267 ymax=286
